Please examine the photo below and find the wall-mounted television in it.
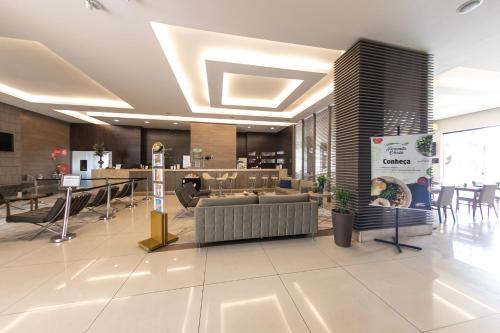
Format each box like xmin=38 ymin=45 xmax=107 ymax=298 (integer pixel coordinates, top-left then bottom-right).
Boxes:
xmin=0 ymin=132 xmax=14 ymax=152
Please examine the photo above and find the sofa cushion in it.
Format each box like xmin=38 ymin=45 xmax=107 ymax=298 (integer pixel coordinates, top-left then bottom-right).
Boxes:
xmin=258 ymin=193 xmax=310 ymax=204
xmin=197 ymin=196 xmax=258 ymax=207
xmin=278 ymin=179 xmax=292 ymax=188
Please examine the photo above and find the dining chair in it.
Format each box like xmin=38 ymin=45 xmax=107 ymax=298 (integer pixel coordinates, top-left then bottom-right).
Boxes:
xmin=456 ymin=188 xmax=476 ymax=213
xmin=432 ymin=186 xmax=455 ymax=224
xmin=476 ymin=185 xmax=498 ymax=220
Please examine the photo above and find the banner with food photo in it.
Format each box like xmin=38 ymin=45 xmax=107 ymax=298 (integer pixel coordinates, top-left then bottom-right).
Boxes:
xmin=370 ymin=134 xmax=432 ymax=210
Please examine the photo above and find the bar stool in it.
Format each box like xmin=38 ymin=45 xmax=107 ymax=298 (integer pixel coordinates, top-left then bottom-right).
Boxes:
xmin=228 ymin=172 xmax=238 ymax=195
xmin=216 ymin=173 xmax=229 ymax=196
xmin=261 ymin=175 xmax=269 ymax=191
xmin=248 ymin=175 xmax=257 ymax=190
xmin=202 ymin=173 xmax=215 ymax=190
xmin=270 ymin=175 xmax=279 ymax=190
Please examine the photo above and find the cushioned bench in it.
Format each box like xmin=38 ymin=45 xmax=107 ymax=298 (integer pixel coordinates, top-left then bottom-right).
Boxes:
xmin=194 ymin=194 xmax=318 ymax=245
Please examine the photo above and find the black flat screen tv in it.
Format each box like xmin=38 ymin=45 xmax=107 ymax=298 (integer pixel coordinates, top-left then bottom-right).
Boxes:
xmin=0 ymin=132 xmax=14 ymax=152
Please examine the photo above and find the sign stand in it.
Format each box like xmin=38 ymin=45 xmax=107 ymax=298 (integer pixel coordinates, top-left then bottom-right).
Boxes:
xmin=138 ymin=142 xmax=178 ymax=252
xmin=373 ymin=127 xmax=423 ymax=253
xmin=50 ymin=174 xmax=80 ymax=243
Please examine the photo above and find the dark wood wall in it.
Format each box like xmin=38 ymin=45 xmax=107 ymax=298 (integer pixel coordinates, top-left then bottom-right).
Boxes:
xmin=144 ymin=128 xmax=190 ymax=168
xmin=70 ymin=123 xmax=292 ymax=171
xmin=70 ymin=124 xmax=142 ymax=168
xmin=0 ymin=103 xmax=70 ymax=185
xmin=237 ymin=127 xmax=293 ymax=174
xmin=334 ymin=39 xmax=433 ymax=231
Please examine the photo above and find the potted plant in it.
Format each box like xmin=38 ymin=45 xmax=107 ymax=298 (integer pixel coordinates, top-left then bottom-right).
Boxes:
xmin=93 ymin=142 xmax=105 ymax=168
xmin=317 ymin=175 xmax=328 ymax=193
xmin=331 ymin=186 xmax=353 ymax=247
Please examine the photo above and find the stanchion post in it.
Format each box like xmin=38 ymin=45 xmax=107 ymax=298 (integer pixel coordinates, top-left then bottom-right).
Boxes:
xmin=50 ymin=186 xmax=76 ymax=243
xmin=101 ymin=178 xmax=114 ymax=221
xmin=126 ymin=179 xmax=137 ymax=208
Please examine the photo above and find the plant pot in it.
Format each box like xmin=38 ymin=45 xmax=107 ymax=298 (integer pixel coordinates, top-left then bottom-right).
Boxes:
xmin=332 ymin=209 xmax=354 ymax=247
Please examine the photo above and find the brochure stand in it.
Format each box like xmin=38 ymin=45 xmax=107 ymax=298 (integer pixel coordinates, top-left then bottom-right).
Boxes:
xmin=50 ymin=174 xmax=80 ymax=243
xmin=373 ymin=127 xmax=423 ymax=253
xmin=138 ymin=142 xmax=178 ymax=252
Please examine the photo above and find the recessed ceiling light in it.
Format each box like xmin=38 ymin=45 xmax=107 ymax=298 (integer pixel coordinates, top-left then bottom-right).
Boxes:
xmin=173 ymin=122 xmax=179 ymax=125
xmin=270 ymin=127 xmax=275 ymax=130
xmin=144 ymin=121 xmax=150 ymax=124
xmin=113 ymin=119 xmax=119 ymax=122
xmin=247 ymin=126 xmax=251 ymax=129
xmin=456 ymin=0 xmax=483 ymax=14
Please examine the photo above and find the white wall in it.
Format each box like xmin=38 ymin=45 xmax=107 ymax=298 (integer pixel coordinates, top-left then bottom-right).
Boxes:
xmin=433 ymin=107 xmax=500 ymax=182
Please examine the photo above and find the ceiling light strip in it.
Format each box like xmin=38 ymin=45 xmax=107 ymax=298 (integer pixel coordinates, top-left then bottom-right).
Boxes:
xmin=86 ymin=111 xmax=293 ymax=126
xmin=54 ymin=110 xmax=109 ymax=125
xmin=0 ymin=82 xmax=132 ymax=108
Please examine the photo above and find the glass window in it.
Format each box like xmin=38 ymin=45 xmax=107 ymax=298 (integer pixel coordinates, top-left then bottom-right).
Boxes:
xmin=294 ymin=123 xmax=303 ymax=179
xmin=442 ymin=126 xmax=500 ymax=185
xmin=315 ymin=109 xmax=329 ymax=178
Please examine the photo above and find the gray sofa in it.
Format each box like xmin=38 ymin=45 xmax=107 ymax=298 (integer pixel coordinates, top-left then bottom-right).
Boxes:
xmin=194 ymin=194 xmax=318 ymax=245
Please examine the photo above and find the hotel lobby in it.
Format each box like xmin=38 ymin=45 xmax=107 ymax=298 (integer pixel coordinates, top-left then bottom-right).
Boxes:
xmin=1 ymin=1 xmax=500 ymax=332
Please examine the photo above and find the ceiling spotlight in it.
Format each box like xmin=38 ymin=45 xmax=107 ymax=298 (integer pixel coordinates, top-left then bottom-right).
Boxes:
xmin=173 ymin=122 xmax=178 ymax=125
xmin=144 ymin=121 xmax=150 ymax=124
xmin=247 ymin=126 xmax=251 ymax=129
xmin=456 ymin=0 xmax=483 ymax=14
xmin=113 ymin=119 xmax=119 ymax=122
xmin=85 ymin=0 xmax=104 ymax=10
xmin=270 ymin=127 xmax=275 ymax=130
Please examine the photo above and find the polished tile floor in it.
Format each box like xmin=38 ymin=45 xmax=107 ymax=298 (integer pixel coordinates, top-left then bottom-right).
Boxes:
xmin=0 ymin=196 xmax=499 ymax=332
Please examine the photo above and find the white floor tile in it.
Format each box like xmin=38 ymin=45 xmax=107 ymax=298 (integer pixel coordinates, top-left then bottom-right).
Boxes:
xmin=88 ymin=287 xmax=202 ymax=333
xmin=205 ymin=243 xmax=276 ymax=284
xmin=281 ymin=267 xmax=418 ymax=333
xmin=428 ymin=314 xmax=500 ymax=332
xmin=346 ymin=260 xmax=498 ymax=331
xmin=200 ymin=276 xmax=309 ymax=333
xmin=261 ymin=238 xmax=337 ymax=274
xmin=0 ymin=301 xmax=104 ymax=333
xmin=0 ymin=263 xmax=64 ymax=313
xmin=116 ymin=248 xmax=206 ymax=297
xmin=6 ymin=254 xmax=144 ymax=314
xmin=5 ymin=237 xmax=106 ymax=267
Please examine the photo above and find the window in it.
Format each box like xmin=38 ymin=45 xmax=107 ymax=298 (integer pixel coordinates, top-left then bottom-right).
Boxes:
xmin=442 ymin=126 xmax=500 ymax=185
xmin=315 ymin=109 xmax=329 ymax=178
xmin=294 ymin=123 xmax=303 ymax=179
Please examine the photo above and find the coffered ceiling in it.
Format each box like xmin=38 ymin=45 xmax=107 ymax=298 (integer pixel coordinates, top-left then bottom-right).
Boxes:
xmin=1 ymin=0 xmax=500 ymax=130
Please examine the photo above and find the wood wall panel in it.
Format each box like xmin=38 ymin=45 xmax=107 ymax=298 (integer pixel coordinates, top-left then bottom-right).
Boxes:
xmin=334 ymin=39 xmax=433 ymax=231
xmin=0 ymin=104 xmax=70 ymax=184
xmin=144 ymin=129 xmax=190 ymax=167
xmin=21 ymin=110 xmax=70 ymax=179
xmin=70 ymin=124 xmax=141 ymax=168
xmin=190 ymin=123 xmax=236 ymax=168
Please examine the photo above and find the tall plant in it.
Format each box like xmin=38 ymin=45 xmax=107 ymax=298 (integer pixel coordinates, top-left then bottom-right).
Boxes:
xmin=317 ymin=175 xmax=328 ymax=188
xmin=92 ymin=143 xmax=105 ymax=157
xmin=331 ymin=186 xmax=351 ymax=214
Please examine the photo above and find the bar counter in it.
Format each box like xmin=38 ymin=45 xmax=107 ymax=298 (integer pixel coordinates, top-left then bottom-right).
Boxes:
xmin=91 ymin=168 xmax=288 ymax=192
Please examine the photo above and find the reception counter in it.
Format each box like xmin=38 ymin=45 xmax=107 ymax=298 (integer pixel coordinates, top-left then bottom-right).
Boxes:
xmin=91 ymin=168 xmax=289 ymax=193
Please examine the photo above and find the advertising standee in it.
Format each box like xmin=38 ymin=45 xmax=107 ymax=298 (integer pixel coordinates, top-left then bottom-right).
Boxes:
xmin=370 ymin=132 xmax=432 ymax=253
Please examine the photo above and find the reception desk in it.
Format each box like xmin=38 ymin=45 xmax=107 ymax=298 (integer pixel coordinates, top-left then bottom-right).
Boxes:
xmin=91 ymin=168 xmax=288 ymax=193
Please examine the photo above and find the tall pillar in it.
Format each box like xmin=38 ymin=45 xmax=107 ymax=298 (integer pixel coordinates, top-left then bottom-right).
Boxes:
xmin=334 ymin=40 xmax=433 ymax=230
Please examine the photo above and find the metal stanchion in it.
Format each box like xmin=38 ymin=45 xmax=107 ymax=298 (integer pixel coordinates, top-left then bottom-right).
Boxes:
xmin=143 ymin=179 xmax=151 ymax=201
xmin=50 ymin=187 xmax=76 ymax=243
xmin=100 ymin=178 xmax=115 ymax=221
xmin=126 ymin=179 xmax=137 ymax=208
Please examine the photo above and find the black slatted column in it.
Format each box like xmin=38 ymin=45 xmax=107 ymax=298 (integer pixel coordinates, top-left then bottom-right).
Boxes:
xmin=334 ymin=40 xmax=433 ymax=231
